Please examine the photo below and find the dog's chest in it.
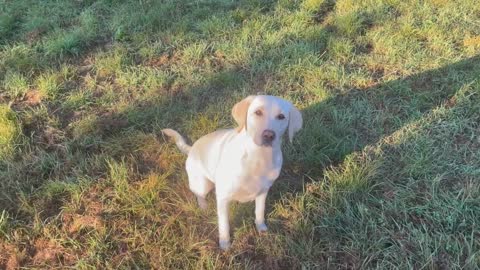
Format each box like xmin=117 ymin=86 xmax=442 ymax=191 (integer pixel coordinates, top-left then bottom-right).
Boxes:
xmin=231 ymin=174 xmax=275 ymax=202
xmin=219 ymin=149 xmax=282 ymax=202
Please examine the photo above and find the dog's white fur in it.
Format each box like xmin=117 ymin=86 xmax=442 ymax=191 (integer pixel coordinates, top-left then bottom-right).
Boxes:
xmin=162 ymin=95 xmax=302 ymax=249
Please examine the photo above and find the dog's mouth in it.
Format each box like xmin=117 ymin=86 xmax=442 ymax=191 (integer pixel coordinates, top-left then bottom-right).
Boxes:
xmin=261 ymin=141 xmax=273 ymax=147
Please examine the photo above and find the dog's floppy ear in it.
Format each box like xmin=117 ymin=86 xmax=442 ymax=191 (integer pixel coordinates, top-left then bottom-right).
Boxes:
xmin=288 ymin=105 xmax=303 ymax=143
xmin=232 ymin=95 xmax=255 ymax=132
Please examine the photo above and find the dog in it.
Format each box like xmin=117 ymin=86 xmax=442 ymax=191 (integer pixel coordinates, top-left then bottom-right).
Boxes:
xmin=162 ymin=95 xmax=302 ymax=249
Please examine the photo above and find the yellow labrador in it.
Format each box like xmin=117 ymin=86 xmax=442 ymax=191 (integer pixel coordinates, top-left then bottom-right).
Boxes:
xmin=162 ymin=95 xmax=302 ymax=249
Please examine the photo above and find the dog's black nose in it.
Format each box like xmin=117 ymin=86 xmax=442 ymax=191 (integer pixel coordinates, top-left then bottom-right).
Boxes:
xmin=262 ymin=130 xmax=276 ymax=145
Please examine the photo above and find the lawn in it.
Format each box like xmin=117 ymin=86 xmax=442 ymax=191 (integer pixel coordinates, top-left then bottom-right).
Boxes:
xmin=0 ymin=0 xmax=479 ymax=268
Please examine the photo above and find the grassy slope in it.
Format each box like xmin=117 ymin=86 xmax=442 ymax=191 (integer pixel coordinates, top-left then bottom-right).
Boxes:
xmin=0 ymin=0 xmax=479 ymax=268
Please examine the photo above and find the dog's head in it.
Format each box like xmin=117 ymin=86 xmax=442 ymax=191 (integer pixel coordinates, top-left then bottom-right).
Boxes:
xmin=232 ymin=95 xmax=303 ymax=147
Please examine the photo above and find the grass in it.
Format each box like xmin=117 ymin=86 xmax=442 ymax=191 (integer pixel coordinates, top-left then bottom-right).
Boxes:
xmin=0 ymin=105 xmax=21 ymax=161
xmin=0 ymin=0 xmax=479 ymax=268
xmin=3 ymin=71 xmax=29 ymax=98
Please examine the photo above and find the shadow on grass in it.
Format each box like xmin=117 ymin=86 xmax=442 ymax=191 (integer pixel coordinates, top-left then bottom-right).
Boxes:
xmin=285 ymin=54 xmax=480 ymax=179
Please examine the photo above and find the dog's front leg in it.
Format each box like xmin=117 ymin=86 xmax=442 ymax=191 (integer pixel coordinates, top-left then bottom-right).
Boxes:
xmin=217 ymin=197 xmax=230 ymax=250
xmin=255 ymin=191 xmax=268 ymax=232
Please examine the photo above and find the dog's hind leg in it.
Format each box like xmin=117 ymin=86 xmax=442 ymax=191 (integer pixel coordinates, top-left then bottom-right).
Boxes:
xmin=190 ymin=177 xmax=213 ymax=210
xmin=186 ymin=159 xmax=213 ymax=210
xmin=189 ymin=177 xmax=213 ymax=210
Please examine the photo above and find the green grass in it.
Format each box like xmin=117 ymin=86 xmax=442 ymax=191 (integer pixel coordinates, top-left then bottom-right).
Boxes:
xmin=0 ymin=105 xmax=21 ymax=161
xmin=3 ymin=71 xmax=29 ymax=98
xmin=1 ymin=0 xmax=480 ymax=268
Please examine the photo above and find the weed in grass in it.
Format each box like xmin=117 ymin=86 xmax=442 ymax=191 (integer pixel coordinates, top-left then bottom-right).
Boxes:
xmin=0 ymin=105 xmax=21 ymax=161
xmin=36 ymin=72 xmax=63 ymax=100
xmin=43 ymin=9 xmax=99 ymax=57
xmin=1 ymin=44 xmax=39 ymax=74
xmin=2 ymin=71 xmax=29 ymax=98
xmin=22 ymin=16 xmax=50 ymax=43
xmin=70 ymin=114 xmax=98 ymax=139
xmin=0 ymin=14 xmax=17 ymax=42
xmin=63 ymin=89 xmax=94 ymax=111
xmin=43 ymin=29 xmax=90 ymax=57
xmin=115 ymin=67 xmax=169 ymax=99
xmin=182 ymin=42 xmax=211 ymax=64
xmin=94 ymin=46 xmax=130 ymax=78
xmin=334 ymin=11 xmax=370 ymax=38
xmin=327 ymin=37 xmax=354 ymax=62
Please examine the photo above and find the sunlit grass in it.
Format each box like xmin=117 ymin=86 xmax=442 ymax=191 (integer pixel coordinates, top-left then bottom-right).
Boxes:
xmin=0 ymin=105 xmax=21 ymax=161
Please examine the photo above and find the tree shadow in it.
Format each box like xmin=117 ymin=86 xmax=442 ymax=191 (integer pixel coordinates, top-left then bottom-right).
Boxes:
xmin=292 ymin=55 xmax=479 ymax=167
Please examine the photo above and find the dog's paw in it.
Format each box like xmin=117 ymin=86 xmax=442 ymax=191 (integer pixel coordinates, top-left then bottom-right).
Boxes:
xmin=219 ymin=240 xmax=231 ymax=250
xmin=256 ymin=223 xmax=268 ymax=233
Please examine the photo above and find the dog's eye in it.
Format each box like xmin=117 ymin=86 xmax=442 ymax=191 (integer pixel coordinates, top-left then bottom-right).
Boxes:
xmin=277 ymin=114 xmax=285 ymax=120
xmin=255 ymin=110 xmax=263 ymax=116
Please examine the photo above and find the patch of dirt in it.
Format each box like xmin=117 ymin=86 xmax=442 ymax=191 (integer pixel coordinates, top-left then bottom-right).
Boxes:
xmin=147 ymin=54 xmax=170 ymax=67
xmin=453 ymin=133 xmax=469 ymax=145
xmin=38 ymin=196 xmax=66 ymax=221
xmin=444 ymin=96 xmax=456 ymax=108
xmin=40 ymin=126 xmax=66 ymax=148
xmin=136 ymin=151 xmax=167 ymax=174
xmin=133 ymin=136 xmax=174 ymax=174
xmin=96 ymin=111 xmax=129 ymax=133
xmin=30 ymin=238 xmax=76 ymax=267
xmin=59 ymin=110 xmax=84 ymax=128
xmin=225 ymin=231 xmax=298 ymax=270
xmin=10 ymin=90 xmax=42 ymax=110
xmin=358 ymin=42 xmax=374 ymax=54
xmin=0 ymin=244 xmax=23 ymax=270
xmin=77 ymin=64 xmax=94 ymax=76
xmin=391 ymin=231 xmax=417 ymax=256
xmin=331 ymin=250 xmax=361 ymax=269
xmin=6 ymin=255 xmax=20 ymax=270
xmin=63 ymin=187 xmax=105 ymax=234
xmin=156 ymin=152 xmax=172 ymax=171
xmin=383 ymin=190 xmax=396 ymax=201
xmin=32 ymin=239 xmax=63 ymax=265
xmin=453 ymin=131 xmax=480 ymax=151
xmin=110 ymin=242 xmax=132 ymax=267
xmin=432 ymin=251 xmax=450 ymax=270
xmin=68 ymin=215 xmax=104 ymax=234
xmin=25 ymin=28 xmax=46 ymax=44
xmin=145 ymin=52 xmax=181 ymax=68
xmin=369 ymin=65 xmax=385 ymax=81
xmin=24 ymin=90 xmax=42 ymax=106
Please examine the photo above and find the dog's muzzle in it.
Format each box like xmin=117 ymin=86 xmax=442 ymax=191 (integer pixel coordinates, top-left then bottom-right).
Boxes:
xmin=261 ymin=130 xmax=275 ymax=146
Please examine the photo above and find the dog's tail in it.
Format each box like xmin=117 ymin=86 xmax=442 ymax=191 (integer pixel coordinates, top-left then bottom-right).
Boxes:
xmin=161 ymin=129 xmax=191 ymax=155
